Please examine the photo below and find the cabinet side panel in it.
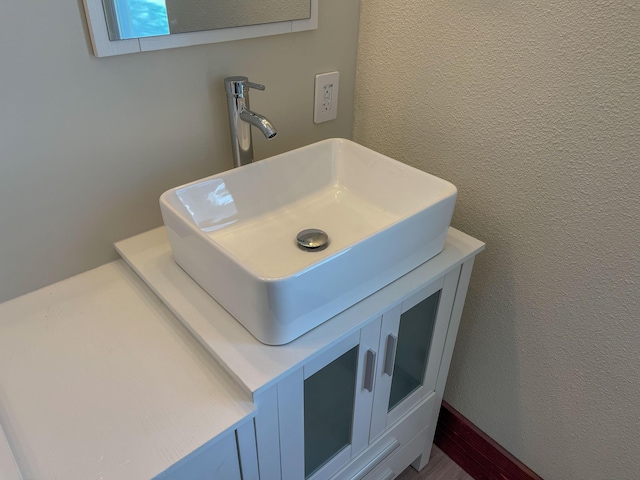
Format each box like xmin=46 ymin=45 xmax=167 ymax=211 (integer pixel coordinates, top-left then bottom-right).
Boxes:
xmin=254 ymin=386 xmax=281 ymax=479
xmin=236 ymin=420 xmax=259 ymax=480
xmin=277 ymin=370 xmax=305 ymax=480
xmin=414 ymin=259 xmax=475 ymax=471
xmin=435 ymin=259 xmax=474 ymax=394
xmin=422 ymin=266 xmax=462 ymax=395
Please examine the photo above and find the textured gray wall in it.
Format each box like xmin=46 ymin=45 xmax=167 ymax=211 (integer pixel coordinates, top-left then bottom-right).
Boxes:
xmin=355 ymin=1 xmax=639 ymax=479
xmin=0 ymin=0 xmax=360 ymax=303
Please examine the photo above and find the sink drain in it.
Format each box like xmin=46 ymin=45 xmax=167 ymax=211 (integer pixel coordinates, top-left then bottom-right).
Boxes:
xmin=296 ymin=229 xmax=329 ymax=252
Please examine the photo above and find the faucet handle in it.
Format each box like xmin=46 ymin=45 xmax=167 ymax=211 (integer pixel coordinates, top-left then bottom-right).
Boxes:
xmin=224 ymin=76 xmax=266 ymax=97
xmin=246 ymin=81 xmax=265 ymax=91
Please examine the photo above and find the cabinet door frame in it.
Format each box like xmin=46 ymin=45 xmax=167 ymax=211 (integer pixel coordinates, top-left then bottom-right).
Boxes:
xmin=369 ymin=267 xmax=461 ymax=441
xmin=279 ymin=319 xmax=382 ymax=480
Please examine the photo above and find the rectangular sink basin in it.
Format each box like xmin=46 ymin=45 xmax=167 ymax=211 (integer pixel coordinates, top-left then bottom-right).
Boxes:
xmin=160 ymin=138 xmax=457 ymax=345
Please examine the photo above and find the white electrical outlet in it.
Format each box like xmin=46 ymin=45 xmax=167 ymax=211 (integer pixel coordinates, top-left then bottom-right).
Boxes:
xmin=314 ymin=71 xmax=339 ymax=123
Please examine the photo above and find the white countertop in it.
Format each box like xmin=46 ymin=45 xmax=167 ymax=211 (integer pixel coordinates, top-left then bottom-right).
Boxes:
xmin=116 ymin=226 xmax=485 ymax=395
xmin=0 ymin=261 xmax=255 ymax=480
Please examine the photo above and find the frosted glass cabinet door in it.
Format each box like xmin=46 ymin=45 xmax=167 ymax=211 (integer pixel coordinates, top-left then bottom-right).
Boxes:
xmin=387 ymin=289 xmax=442 ymax=411
xmin=278 ymin=319 xmax=381 ymax=480
xmin=304 ymin=346 xmax=358 ymax=477
xmin=370 ymin=267 xmax=461 ymax=440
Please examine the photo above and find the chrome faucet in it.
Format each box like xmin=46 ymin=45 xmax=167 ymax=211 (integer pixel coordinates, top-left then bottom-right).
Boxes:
xmin=224 ymin=76 xmax=277 ymax=168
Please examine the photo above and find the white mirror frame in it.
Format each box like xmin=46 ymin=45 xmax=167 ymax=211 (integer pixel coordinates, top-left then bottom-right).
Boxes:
xmin=82 ymin=0 xmax=318 ymax=57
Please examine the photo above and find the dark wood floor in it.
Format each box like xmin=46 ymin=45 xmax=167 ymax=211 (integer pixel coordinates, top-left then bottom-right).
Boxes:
xmin=397 ymin=445 xmax=473 ymax=480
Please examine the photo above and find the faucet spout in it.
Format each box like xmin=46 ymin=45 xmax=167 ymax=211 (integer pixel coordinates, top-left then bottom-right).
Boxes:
xmin=240 ymin=109 xmax=277 ymax=139
xmin=224 ymin=76 xmax=277 ymax=169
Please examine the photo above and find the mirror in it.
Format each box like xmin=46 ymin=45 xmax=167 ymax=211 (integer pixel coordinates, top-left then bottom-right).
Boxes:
xmin=102 ymin=0 xmax=312 ymax=40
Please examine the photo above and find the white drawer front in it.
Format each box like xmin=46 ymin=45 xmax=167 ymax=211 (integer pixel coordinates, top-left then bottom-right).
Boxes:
xmin=362 ymin=427 xmax=431 ymax=480
xmin=331 ymin=392 xmax=436 ymax=480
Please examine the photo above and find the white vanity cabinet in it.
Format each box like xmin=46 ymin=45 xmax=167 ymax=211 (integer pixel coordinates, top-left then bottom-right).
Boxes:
xmin=273 ymin=266 xmax=464 ymax=480
xmin=115 ymin=226 xmax=484 ymax=480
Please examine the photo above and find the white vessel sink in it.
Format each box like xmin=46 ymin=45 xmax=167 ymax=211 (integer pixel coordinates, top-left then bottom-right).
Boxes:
xmin=160 ymin=138 xmax=457 ymax=345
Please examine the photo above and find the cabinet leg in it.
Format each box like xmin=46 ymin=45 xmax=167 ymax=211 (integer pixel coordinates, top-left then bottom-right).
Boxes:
xmin=411 ymin=416 xmax=438 ymax=471
xmin=411 ymin=442 xmax=434 ymax=471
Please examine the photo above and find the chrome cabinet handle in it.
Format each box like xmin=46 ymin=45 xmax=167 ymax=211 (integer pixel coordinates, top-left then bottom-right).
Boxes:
xmin=363 ymin=349 xmax=376 ymax=392
xmin=383 ymin=334 xmax=397 ymax=377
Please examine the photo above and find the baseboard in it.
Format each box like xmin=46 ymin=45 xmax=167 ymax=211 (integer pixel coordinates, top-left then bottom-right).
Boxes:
xmin=434 ymin=401 xmax=543 ymax=480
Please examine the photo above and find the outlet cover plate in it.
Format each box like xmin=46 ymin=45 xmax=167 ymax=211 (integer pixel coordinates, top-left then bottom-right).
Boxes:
xmin=314 ymin=71 xmax=339 ymax=123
